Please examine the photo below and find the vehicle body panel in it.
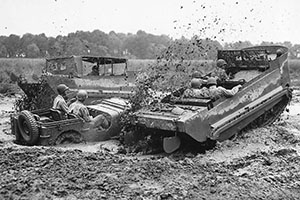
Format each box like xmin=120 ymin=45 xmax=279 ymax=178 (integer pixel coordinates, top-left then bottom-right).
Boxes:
xmin=134 ymin=46 xmax=292 ymax=148
xmin=12 ymin=98 xmax=129 ymax=146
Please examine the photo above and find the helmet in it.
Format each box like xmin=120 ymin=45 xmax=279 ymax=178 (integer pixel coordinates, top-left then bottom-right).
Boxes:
xmin=216 ymin=59 xmax=227 ymax=68
xmin=191 ymin=78 xmax=202 ymax=89
xmin=77 ymin=90 xmax=88 ymax=101
xmin=191 ymin=71 xmax=202 ymax=78
xmin=207 ymin=77 xmax=217 ymax=86
xmin=57 ymin=84 xmax=69 ymax=95
xmin=276 ymin=49 xmax=283 ymax=57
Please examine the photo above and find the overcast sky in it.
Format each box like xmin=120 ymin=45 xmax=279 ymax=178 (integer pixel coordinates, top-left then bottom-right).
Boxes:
xmin=1 ymin=0 xmax=300 ymax=45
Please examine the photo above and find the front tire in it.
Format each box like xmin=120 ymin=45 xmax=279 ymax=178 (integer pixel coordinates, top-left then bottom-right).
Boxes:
xmin=17 ymin=110 xmax=39 ymax=145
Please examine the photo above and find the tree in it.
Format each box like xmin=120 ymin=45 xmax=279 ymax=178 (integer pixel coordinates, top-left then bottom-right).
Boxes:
xmin=108 ymin=31 xmax=122 ymax=56
xmin=26 ymin=43 xmax=40 ymax=58
xmin=0 ymin=44 xmax=8 ymax=57
xmin=34 ymin=33 xmax=49 ymax=57
xmin=48 ymin=36 xmax=66 ymax=57
xmin=20 ymin=33 xmax=35 ymax=57
xmin=224 ymin=41 xmax=253 ymax=50
xmin=3 ymin=34 xmax=21 ymax=57
xmin=65 ymin=37 xmax=87 ymax=55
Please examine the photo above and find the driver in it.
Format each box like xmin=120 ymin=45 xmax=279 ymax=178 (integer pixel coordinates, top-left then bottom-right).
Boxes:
xmin=69 ymin=90 xmax=110 ymax=129
xmin=87 ymin=65 xmax=99 ymax=76
xmin=52 ymin=84 xmax=70 ymax=116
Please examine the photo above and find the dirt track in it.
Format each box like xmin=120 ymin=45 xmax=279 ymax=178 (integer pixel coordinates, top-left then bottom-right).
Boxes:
xmin=0 ymin=91 xmax=300 ymax=199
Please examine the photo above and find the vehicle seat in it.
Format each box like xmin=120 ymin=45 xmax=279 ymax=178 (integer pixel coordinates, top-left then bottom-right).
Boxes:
xmin=50 ymin=109 xmax=63 ymax=121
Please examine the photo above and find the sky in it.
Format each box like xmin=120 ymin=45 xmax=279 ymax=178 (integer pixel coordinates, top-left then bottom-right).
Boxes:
xmin=1 ymin=0 xmax=300 ymax=45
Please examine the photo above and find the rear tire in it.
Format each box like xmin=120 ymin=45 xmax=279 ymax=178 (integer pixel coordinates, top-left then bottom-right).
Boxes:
xmin=17 ymin=110 xmax=39 ymax=145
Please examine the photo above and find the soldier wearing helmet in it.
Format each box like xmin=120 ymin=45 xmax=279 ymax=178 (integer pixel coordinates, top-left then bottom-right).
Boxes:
xmin=191 ymin=70 xmax=202 ymax=79
xmin=191 ymin=78 xmax=202 ymax=89
xmin=87 ymin=65 xmax=99 ymax=76
xmin=207 ymin=77 xmax=242 ymax=101
xmin=183 ymin=78 xmax=209 ymax=98
xmin=52 ymin=84 xmax=70 ymax=115
xmin=69 ymin=90 xmax=109 ymax=129
xmin=276 ymin=49 xmax=283 ymax=58
xmin=207 ymin=59 xmax=230 ymax=82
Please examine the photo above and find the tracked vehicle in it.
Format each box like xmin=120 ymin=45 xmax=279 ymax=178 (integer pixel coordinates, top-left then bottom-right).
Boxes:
xmin=133 ymin=46 xmax=292 ymax=153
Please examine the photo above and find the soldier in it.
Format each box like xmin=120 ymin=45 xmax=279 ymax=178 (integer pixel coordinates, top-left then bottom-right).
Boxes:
xmin=69 ymin=90 xmax=110 ymax=129
xmin=208 ymin=59 xmax=230 ymax=82
xmin=207 ymin=77 xmax=242 ymax=101
xmin=52 ymin=84 xmax=70 ymax=115
xmin=183 ymin=78 xmax=209 ymax=98
xmin=191 ymin=70 xmax=203 ymax=79
xmin=276 ymin=49 xmax=283 ymax=58
xmin=87 ymin=65 xmax=99 ymax=76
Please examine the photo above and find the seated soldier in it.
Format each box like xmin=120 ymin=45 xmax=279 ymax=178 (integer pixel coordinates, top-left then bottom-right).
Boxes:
xmin=207 ymin=59 xmax=230 ymax=82
xmin=183 ymin=78 xmax=209 ymax=99
xmin=69 ymin=90 xmax=110 ymax=129
xmin=207 ymin=77 xmax=242 ymax=101
xmin=52 ymin=84 xmax=70 ymax=117
xmin=87 ymin=65 xmax=99 ymax=76
xmin=276 ymin=49 xmax=283 ymax=58
xmin=191 ymin=70 xmax=203 ymax=79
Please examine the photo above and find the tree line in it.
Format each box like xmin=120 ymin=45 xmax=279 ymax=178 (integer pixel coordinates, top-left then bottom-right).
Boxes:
xmin=0 ymin=30 xmax=299 ymax=59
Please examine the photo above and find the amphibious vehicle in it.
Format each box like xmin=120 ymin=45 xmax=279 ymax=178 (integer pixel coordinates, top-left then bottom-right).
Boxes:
xmin=133 ymin=45 xmax=292 ymax=153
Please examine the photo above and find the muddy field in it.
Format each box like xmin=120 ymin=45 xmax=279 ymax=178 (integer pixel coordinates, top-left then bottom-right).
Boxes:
xmin=0 ymin=88 xmax=300 ymax=199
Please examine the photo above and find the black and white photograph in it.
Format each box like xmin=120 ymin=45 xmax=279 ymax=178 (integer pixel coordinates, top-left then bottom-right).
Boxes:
xmin=0 ymin=0 xmax=299 ymax=199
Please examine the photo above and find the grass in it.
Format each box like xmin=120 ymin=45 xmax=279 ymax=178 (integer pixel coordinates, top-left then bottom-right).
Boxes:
xmin=0 ymin=58 xmax=44 ymax=83
xmin=0 ymin=58 xmax=44 ymax=94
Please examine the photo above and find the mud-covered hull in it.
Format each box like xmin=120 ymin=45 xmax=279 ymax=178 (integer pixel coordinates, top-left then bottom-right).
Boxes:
xmin=134 ymin=46 xmax=292 ymax=151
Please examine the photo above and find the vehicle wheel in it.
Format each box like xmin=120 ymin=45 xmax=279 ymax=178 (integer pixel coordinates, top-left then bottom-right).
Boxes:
xmin=17 ymin=110 xmax=39 ymax=145
xmin=55 ymin=131 xmax=84 ymax=145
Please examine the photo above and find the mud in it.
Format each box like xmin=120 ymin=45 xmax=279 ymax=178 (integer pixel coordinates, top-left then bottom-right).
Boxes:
xmin=0 ymin=90 xmax=300 ymax=199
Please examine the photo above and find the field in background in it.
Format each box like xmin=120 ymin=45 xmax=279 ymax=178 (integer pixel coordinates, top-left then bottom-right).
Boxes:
xmin=0 ymin=58 xmax=44 ymax=93
xmin=0 ymin=58 xmax=298 ymax=93
xmin=288 ymin=59 xmax=300 ymax=86
xmin=0 ymin=58 xmax=44 ymax=83
xmin=0 ymin=58 xmax=214 ymax=83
